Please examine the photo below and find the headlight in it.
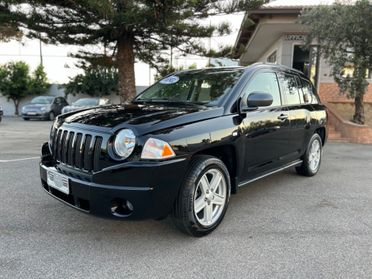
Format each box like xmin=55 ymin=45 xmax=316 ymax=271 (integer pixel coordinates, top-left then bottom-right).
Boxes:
xmin=113 ymin=129 xmax=136 ymax=159
xmin=40 ymin=107 xmax=47 ymax=112
xmin=141 ymin=138 xmax=175 ymax=160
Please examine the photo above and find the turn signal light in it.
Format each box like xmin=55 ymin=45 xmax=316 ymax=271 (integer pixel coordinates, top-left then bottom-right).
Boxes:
xmin=141 ymin=138 xmax=176 ymax=159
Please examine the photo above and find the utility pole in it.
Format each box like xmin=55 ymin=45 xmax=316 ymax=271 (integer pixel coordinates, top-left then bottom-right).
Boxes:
xmin=208 ymin=20 xmax=211 ymax=67
xmin=170 ymin=33 xmax=173 ymax=69
xmin=39 ymin=39 xmax=43 ymax=66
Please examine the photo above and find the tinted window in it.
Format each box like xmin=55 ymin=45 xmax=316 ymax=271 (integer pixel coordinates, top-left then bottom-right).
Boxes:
xmin=301 ymin=78 xmax=319 ymax=104
xmin=242 ymin=72 xmax=281 ymax=107
xmin=279 ymin=73 xmax=301 ymax=105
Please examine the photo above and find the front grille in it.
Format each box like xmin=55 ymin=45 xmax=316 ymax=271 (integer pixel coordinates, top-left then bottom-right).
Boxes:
xmin=50 ymin=127 xmax=104 ymax=172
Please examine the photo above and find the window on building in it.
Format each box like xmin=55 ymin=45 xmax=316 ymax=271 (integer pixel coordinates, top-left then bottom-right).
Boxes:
xmin=242 ymin=72 xmax=281 ymax=107
xmin=341 ymin=66 xmax=372 ymax=79
xmin=292 ymin=45 xmax=319 ymax=86
xmin=267 ymin=51 xmax=277 ymax=63
xmin=278 ymin=73 xmax=301 ymax=105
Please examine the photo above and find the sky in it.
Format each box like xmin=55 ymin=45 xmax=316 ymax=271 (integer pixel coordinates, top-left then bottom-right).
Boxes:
xmin=0 ymin=14 xmax=245 ymax=86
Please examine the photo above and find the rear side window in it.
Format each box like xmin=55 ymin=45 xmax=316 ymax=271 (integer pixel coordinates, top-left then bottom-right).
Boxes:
xmin=301 ymin=78 xmax=319 ymax=104
xmin=278 ymin=73 xmax=301 ymax=105
xmin=242 ymin=72 xmax=281 ymax=107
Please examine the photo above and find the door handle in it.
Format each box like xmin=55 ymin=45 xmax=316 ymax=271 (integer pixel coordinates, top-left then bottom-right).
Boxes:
xmin=277 ymin=114 xmax=288 ymax=121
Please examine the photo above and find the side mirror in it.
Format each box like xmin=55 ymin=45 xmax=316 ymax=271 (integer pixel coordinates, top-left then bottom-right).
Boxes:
xmin=241 ymin=92 xmax=273 ymax=112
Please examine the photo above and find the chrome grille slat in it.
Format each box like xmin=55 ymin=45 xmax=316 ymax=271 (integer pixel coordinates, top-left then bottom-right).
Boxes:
xmin=67 ymin=131 xmax=75 ymax=166
xmin=83 ymin=135 xmax=92 ymax=171
xmin=93 ymin=137 xmax=103 ymax=172
xmin=74 ymin=133 xmax=83 ymax=169
xmin=61 ymin=131 xmax=69 ymax=163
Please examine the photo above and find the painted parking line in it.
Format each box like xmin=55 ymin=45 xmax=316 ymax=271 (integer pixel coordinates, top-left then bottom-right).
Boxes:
xmin=0 ymin=156 xmax=40 ymax=163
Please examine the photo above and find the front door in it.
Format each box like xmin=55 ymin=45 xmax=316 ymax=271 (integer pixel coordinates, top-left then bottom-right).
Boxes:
xmin=239 ymin=71 xmax=292 ymax=181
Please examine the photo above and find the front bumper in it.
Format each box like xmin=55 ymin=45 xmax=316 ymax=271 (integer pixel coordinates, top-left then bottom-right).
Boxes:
xmin=22 ymin=111 xmax=49 ymax=119
xmin=40 ymin=143 xmax=189 ymax=220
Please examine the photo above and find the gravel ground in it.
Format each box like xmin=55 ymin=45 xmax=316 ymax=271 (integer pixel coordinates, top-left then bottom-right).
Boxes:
xmin=0 ymin=117 xmax=371 ymax=279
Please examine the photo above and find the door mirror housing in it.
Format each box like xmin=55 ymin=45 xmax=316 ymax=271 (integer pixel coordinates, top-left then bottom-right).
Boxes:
xmin=240 ymin=92 xmax=273 ymax=112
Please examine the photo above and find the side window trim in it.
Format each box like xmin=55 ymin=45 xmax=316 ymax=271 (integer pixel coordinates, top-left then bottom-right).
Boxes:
xmin=295 ymin=75 xmax=306 ymax=104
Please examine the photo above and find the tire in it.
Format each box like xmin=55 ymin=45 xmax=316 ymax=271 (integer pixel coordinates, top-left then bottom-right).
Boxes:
xmin=296 ymin=133 xmax=323 ymax=177
xmin=172 ymin=155 xmax=231 ymax=237
xmin=23 ymin=117 xmax=30 ymax=121
xmin=49 ymin=111 xmax=55 ymax=121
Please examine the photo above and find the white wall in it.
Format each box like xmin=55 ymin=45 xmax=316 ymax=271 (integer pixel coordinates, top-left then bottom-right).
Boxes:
xmin=256 ymin=37 xmax=283 ymax=64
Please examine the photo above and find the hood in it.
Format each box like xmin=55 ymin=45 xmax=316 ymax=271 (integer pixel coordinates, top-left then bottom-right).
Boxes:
xmin=60 ymin=103 xmax=223 ymax=135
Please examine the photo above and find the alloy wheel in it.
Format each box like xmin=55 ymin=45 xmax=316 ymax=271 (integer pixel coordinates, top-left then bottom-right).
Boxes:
xmin=308 ymin=139 xmax=321 ymax=172
xmin=193 ymin=168 xmax=227 ymax=227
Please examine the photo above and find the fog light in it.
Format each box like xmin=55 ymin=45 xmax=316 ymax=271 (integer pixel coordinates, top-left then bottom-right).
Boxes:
xmin=111 ymin=198 xmax=134 ymax=217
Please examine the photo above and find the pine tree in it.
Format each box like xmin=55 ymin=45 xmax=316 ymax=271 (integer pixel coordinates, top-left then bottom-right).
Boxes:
xmin=0 ymin=0 xmax=265 ymax=102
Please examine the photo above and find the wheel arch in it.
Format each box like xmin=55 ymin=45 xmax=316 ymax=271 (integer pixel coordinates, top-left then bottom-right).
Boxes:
xmin=315 ymin=127 xmax=326 ymax=145
xmin=192 ymin=144 xmax=238 ymax=194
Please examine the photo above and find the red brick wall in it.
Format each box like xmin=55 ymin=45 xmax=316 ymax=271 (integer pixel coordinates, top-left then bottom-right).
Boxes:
xmin=327 ymin=105 xmax=372 ymax=144
xmin=318 ymin=82 xmax=372 ymax=103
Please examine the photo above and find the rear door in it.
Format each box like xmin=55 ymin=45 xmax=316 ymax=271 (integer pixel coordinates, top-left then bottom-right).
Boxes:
xmin=277 ymin=72 xmax=311 ymax=160
xmin=239 ymin=71 xmax=293 ymax=181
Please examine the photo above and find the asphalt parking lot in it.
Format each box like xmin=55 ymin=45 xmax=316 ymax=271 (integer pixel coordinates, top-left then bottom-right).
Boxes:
xmin=0 ymin=117 xmax=371 ymax=279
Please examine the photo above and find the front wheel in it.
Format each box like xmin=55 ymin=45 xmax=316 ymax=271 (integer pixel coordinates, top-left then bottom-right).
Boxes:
xmin=48 ymin=111 xmax=55 ymax=121
xmin=296 ymin=133 xmax=323 ymax=177
xmin=172 ymin=155 xmax=230 ymax=237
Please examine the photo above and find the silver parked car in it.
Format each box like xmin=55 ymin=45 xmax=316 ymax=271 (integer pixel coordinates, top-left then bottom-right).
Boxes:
xmin=21 ymin=96 xmax=68 ymax=121
xmin=62 ymin=98 xmax=110 ymax=114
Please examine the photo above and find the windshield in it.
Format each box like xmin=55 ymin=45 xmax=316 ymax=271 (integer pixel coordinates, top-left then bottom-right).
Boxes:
xmin=31 ymin=96 xmax=54 ymax=104
xmin=73 ymin=98 xmax=99 ymax=107
xmin=134 ymin=69 xmax=244 ymax=106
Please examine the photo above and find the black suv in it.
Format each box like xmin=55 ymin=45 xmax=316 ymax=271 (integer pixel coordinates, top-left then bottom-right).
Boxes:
xmin=40 ymin=63 xmax=327 ymax=236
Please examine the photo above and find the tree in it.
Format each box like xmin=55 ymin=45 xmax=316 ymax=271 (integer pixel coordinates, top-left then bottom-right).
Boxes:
xmin=300 ymin=0 xmax=372 ymax=124
xmin=0 ymin=62 xmax=49 ymax=115
xmin=64 ymin=65 xmax=118 ymax=97
xmin=30 ymin=64 xmax=49 ymax=95
xmin=155 ymin=63 xmax=197 ymax=81
xmin=0 ymin=0 xmax=266 ymax=103
xmin=0 ymin=2 xmax=21 ymax=41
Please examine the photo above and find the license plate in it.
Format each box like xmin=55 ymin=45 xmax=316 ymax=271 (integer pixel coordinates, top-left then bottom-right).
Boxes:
xmin=47 ymin=169 xmax=70 ymax=195
xmin=27 ymin=112 xmax=37 ymax=115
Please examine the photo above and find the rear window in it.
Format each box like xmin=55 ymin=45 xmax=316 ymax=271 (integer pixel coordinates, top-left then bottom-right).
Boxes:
xmin=301 ymin=78 xmax=319 ymax=104
xmin=278 ymin=73 xmax=301 ymax=105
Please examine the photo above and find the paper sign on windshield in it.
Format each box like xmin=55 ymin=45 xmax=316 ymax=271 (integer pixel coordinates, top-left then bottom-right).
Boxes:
xmin=159 ymin=75 xmax=179 ymax=84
